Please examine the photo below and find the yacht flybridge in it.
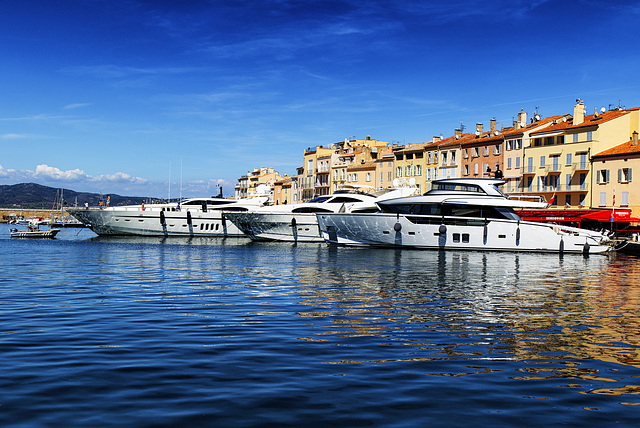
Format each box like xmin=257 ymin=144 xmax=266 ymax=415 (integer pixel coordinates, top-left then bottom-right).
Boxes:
xmin=68 ymin=196 xmax=269 ymax=236
xmin=316 ymin=178 xmax=611 ymax=254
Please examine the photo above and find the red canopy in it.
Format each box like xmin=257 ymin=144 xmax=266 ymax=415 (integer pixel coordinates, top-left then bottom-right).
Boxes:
xmin=518 ymin=209 xmax=640 ymax=224
xmin=580 ymin=210 xmax=640 ymax=223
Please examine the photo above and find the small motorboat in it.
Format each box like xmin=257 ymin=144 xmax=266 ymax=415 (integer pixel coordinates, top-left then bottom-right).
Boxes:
xmin=10 ymin=224 xmax=61 ymax=238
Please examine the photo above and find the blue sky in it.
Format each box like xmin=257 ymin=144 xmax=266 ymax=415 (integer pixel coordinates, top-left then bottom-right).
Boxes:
xmin=2 ymin=0 xmax=640 ymax=198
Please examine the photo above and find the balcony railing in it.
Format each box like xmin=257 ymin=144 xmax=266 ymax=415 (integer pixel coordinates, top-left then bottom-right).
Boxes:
xmin=545 ymin=165 xmax=562 ymax=173
xmin=571 ymin=162 xmax=589 ymax=171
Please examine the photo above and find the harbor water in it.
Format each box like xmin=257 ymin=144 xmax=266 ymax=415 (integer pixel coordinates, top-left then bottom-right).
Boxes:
xmin=1 ymin=224 xmax=639 ymax=427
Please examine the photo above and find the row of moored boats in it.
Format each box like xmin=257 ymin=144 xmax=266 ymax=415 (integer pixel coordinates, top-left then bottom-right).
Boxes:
xmin=63 ymin=179 xmax=616 ymax=254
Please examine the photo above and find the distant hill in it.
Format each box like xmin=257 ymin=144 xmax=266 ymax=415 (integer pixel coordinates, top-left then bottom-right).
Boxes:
xmin=0 ymin=183 xmax=149 ymax=209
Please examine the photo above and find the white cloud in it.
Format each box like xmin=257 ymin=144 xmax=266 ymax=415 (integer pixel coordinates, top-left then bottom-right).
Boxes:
xmin=63 ymin=103 xmax=92 ymax=110
xmin=0 ymin=133 xmax=29 ymax=139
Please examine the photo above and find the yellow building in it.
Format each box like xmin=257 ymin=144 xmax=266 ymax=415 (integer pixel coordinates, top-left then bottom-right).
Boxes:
xmin=330 ymin=136 xmax=388 ymax=193
xmin=591 ymin=132 xmax=640 ymax=217
xmin=237 ymin=167 xmax=284 ymax=201
xmin=302 ymin=145 xmax=333 ymax=201
xmin=523 ymin=100 xmax=639 ymax=208
xmin=502 ymin=112 xmax=570 ymax=194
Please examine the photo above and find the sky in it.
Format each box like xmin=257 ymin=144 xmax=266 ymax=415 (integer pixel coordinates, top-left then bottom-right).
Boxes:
xmin=2 ymin=0 xmax=640 ymax=199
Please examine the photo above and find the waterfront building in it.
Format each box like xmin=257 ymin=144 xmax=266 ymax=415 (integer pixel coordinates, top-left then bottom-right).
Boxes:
xmin=273 ymin=176 xmax=293 ymax=205
xmin=439 ymin=131 xmax=475 ymax=185
xmin=523 ymin=100 xmax=639 ymax=208
xmin=501 ymin=112 xmax=571 ymax=194
xmin=330 ymin=136 xmax=388 ymax=194
xmin=376 ymin=146 xmax=396 ymax=190
xmin=393 ymin=142 xmax=429 ymax=193
xmin=591 ymin=131 xmax=640 ymax=217
xmin=235 ymin=174 xmax=249 ymax=199
xmin=302 ymin=145 xmax=333 ymax=201
xmin=235 ymin=167 xmax=284 ymax=201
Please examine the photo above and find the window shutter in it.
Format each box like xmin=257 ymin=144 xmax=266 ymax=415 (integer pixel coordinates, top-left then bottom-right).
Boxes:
xmin=606 ymin=169 xmax=610 ymax=182
xmin=596 ymin=171 xmax=600 ymax=184
xmin=629 ymin=168 xmax=633 ymax=182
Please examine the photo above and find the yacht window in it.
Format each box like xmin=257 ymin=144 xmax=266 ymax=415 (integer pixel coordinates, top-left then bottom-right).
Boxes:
xmin=328 ymin=197 xmax=366 ymax=203
xmin=462 ymin=234 xmax=470 ymax=243
xmin=453 ymin=233 xmax=461 ymax=242
xmin=292 ymin=207 xmax=335 ymax=213
xmin=307 ymin=196 xmax=331 ymax=203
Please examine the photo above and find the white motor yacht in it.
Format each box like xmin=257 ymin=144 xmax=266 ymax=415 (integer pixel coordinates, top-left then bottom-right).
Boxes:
xmin=225 ymin=184 xmax=418 ymax=242
xmin=316 ymin=178 xmax=611 ymax=254
xmin=68 ymin=196 xmax=269 ymax=237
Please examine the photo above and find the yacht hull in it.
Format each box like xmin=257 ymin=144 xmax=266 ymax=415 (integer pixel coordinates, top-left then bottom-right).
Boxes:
xmin=224 ymin=212 xmax=323 ymax=242
xmin=68 ymin=207 xmax=244 ymax=237
xmin=317 ymin=213 xmax=611 ymax=254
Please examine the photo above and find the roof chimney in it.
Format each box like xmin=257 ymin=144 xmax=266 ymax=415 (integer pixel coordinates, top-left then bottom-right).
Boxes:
xmin=454 ymin=128 xmax=462 ymax=139
xmin=433 ymin=135 xmax=442 ymax=143
xmin=490 ymin=118 xmax=496 ymax=136
xmin=513 ymin=120 xmax=519 ymax=130
xmin=574 ymin=99 xmax=585 ymax=125
xmin=518 ymin=110 xmax=527 ymax=128
xmin=633 ymin=131 xmax=638 ymax=146
xmin=475 ymin=123 xmax=483 ymax=137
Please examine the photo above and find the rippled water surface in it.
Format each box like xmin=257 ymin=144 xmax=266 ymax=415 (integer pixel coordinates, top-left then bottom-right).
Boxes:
xmin=1 ymin=224 xmax=639 ymax=427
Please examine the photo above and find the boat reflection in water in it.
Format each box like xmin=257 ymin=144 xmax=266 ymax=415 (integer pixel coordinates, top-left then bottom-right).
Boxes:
xmin=293 ymin=247 xmax=639 ymax=382
xmin=318 ymin=178 xmax=611 ymax=254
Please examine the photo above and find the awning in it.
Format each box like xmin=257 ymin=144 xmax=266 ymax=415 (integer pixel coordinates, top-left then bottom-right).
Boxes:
xmin=581 ymin=210 xmax=640 ymax=223
xmin=518 ymin=209 xmax=640 ymax=224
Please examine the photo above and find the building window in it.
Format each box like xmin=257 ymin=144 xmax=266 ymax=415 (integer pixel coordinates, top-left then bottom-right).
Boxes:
xmin=474 ymin=163 xmax=479 ymax=175
xmin=388 ymin=171 xmax=392 ymax=181
xmin=586 ymin=131 xmax=593 ymax=141
xmin=573 ymin=134 xmax=579 ymax=143
xmin=366 ymin=172 xmax=371 ymax=182
xmin=516 ymin=139 xmax=522 ymax=149
xmin=463 ymin=148 xmax=468 ymax=158
xmin=463 ymin=165 xmax=470 ymax=176
xmin=396 ymin=166 xmax=402 ymax=178
xmin=566 ymin=173 xmax=572 ymax=191
xmin=483 ymin=146 xmax=489 ymax=156
xmin=599 ymin=192 xmax=606 ymax=206
xmin=539 ymin=156 xmax=546 ymax=168
xmin=534 ymin=138 xmax=541 ymax=147
xmin=442 ymin=152 xmax=447 ymax=164
xmin=472 ymin=148 xmax=479 ymax=157
xmin=415 ymin=165 xmax=422 ymax=176
xmin=565 ymin=195 xmax=571 ymax=207
xmin=307 ymin=159 xmax=313 ymax=175
xmin=621 ymin=191 xmax=629 ymax=206
xmin=619 ymin=168 xmax=633 ymax=183
xmin=507 ymin=157 xmax=512 ymax=169
xmin=566 ymin=153 xmax=572 ymax=166
xmin=597 ymin=169 xmax=610 ymax=184
xmin=515 ymin=157 xmax=521 ymax=168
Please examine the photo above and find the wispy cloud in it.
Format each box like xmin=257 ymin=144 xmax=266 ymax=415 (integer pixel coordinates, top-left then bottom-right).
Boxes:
xmin=63 ymin=103 xmax=92 ymax=110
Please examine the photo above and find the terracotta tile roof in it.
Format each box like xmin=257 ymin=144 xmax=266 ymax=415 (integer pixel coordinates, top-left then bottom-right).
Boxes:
xmin=531 ymin=109 xmax=636 ymax=136
xmin=592 ymin=139 xmax=640 ymax=158
xmin=501 ymin=114 xmax=568 ymax=137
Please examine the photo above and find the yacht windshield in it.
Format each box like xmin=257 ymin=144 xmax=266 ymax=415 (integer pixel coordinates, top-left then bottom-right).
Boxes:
xmin=431 ymin=183 xmax=485 ymax=193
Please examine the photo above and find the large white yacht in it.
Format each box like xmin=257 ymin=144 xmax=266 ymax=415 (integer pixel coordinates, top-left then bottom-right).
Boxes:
xmin=316 ymin=178 xmax=612 ymax=254
xmin=225 ymin=184 xmax=418 ymax=242
xmin=68 ymin=196 xmax=269 ymax=237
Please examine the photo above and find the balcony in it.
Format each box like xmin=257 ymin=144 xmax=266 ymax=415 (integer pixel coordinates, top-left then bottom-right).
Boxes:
xmin=522 ymin=166 xmax=536 ymax=175
xmin=545 ymin=165 xmax=562 ymax=174
xmin=571 ymin=162 xmax=589 ymax=172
